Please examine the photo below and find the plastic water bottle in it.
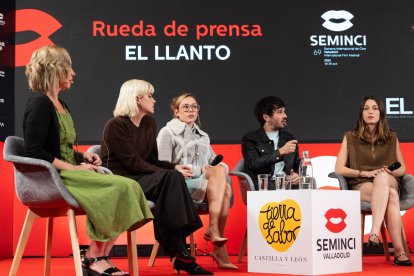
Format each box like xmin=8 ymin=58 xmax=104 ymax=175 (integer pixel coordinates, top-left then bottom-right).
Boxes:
xmin=299 ymin=150 xmax=314 ymax=189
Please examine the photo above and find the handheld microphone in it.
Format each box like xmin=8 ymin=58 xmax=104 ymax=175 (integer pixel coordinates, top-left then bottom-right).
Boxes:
xmin=209 ymin=154 xmax=223 ymax=166
xmin=387 ymin=162 xmax=401 ymax=171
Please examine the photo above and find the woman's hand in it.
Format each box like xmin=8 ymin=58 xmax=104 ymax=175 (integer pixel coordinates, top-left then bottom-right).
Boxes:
xmin=76 ymin=163 xmax=99 ymax=171
xmin=83 ymin=152 xmax=102 ymax=166
xmin=363 ymin=169 xmax=383 ymax=178
xmin=175 ymin=164 xmax=193 ymax=179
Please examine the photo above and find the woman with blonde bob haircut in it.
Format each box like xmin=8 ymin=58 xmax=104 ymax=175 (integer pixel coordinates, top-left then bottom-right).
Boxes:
xmin=101 ymin=80 xmax=212 ymax=275
xmin=23 ymin=45 xmax=153 ymax=276
xmin=113 ymin=79 xmax=154 ymax=117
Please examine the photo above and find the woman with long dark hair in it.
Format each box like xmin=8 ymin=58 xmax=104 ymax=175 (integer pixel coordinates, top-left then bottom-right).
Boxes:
xmin=335 ymin=95 xmax=411 ymax=266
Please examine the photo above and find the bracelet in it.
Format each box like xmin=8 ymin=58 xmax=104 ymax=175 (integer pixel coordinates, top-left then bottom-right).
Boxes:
xmin=358 ymin=170 xmax=362 ymax=177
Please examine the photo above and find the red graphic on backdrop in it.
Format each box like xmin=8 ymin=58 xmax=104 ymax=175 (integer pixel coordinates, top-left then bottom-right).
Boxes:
xmin=324 ymin=208 xmax=347 ymax=233
xmin=15 ymin=9 xmax=62 ymax=67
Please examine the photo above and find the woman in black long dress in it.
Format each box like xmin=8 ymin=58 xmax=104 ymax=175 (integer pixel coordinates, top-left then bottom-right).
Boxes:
xmin=101 ymin=79 xmax=213 ymax=275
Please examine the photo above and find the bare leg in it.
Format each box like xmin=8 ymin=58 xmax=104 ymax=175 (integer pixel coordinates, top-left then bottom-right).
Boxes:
xmin=384 ymin=186 xmax=409 ymax=261
xmin=213 ymin=183 xmax=237 ymax=265
xmin=359 ymin=173 xmax=390 ymax=237
xmin=204 ymin=166 xmax=227 ymax=240
xmin=87 ymin=239 xmax=124 ymax=275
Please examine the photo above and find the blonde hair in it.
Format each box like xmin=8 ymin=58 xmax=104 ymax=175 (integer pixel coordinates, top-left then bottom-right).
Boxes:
xmin=170 ymin=93 xmax=201 ymax=125
xmin=25 ymin=45 xmax=72 ymax=93
xmin=170 ymin=93 xmax=197 ymax=116
xmin=113 ymin=79 xmax=154 ymax=117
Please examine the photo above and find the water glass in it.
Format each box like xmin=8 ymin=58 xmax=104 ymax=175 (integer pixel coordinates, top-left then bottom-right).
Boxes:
xmin=257 ymin=174 xmax=268 ymax=191
xmin=285 ymin=175 xmax=292 ymax=190
xmin=275 ymin=174 xmax=285 ymax=190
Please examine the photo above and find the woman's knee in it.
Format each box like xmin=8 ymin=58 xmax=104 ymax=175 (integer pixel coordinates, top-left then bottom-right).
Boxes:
xmin=374 ymin=172 xmax=397 ymax=187
xmin=209 ymin=165 xmax=226 ymax=178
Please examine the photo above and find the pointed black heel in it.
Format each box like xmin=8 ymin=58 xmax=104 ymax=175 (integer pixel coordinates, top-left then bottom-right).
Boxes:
xmin=367 ymin=233 xmax=380 ymax=248
xmin=393 ymin=253 xmax=412 ymax=266
xmin=173 ymin=259 xmax=214 ymax=275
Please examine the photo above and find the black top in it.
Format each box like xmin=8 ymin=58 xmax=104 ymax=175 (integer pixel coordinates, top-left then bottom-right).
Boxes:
xmin=241 ymin=127 xmax=301 ymax=189
xmin=23 ymin=92 xmax=70 ymax=163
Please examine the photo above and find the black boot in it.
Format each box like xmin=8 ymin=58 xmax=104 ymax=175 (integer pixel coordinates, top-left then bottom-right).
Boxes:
xmin=173 ymin=259 xmax=213 ymax=275
xmin=169 ymin=229 xmax=196 ymax=263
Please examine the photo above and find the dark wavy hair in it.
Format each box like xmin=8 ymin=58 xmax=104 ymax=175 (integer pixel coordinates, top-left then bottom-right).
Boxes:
xmin=254 ymin=96 xmax=285 ymax=126
xmin=353 ymin=95 xmax=391 ymax=144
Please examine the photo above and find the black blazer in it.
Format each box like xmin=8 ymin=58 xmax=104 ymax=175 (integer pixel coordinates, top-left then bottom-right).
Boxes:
xmin=23 ymin=92 xmax=70 ymax=163
xmin=241 ymin=127 xmax=301 ymax=190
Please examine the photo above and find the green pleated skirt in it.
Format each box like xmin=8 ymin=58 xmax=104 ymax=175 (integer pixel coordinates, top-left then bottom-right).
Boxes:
xmin=60 ymin=170 xmax=153 ymax=242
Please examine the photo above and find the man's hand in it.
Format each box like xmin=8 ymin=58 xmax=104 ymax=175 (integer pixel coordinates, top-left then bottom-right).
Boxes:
xmin=279 ymin=140 xmax=298 ymax=156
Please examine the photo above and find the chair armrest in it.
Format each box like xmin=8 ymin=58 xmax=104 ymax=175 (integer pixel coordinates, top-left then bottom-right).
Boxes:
xmin=8 ymin=155 xmax=81 ymax=209
xmin=400 ymin=174 xmax=414 ymax=210
xmin=328 ymin=172 xmax=349 ymax=190
xmin=229 ymin=170 xmax=255 ymax=192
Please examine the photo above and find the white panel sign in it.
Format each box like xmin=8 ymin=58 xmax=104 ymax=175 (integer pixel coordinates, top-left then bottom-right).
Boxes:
xmin=247 ymin=190 xmax=361 ymax=275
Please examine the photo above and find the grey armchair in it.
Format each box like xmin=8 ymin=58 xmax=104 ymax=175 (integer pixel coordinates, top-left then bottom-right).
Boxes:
xmin=329 ymin=171 xmax=414 ymax=261
xmin=4 ymin=136 xmax=139 ymax=276
xmin=88 ymin=145 xmax=234 ymax=266
xmin=229 ymin=158 xmax=255 ymax=263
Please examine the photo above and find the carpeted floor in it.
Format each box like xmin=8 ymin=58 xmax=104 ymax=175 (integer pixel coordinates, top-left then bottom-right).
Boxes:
xmin=0 ymin=255 xmax=413 ymax=275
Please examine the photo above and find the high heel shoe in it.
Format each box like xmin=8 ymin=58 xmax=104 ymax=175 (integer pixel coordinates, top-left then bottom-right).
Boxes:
xmin=367 ymin=233 xmax=380 ymax=248
xmin=203 ymin=232 xmax=228 ymax=247
xmin=169 ymin=248 xmax=196 ymax=263
xmin=210 ymin=252 xmax=238 ymax=269
xmin=82 ymin=256 xmax=130 ymax=275
xmin=393 ymin=253 xmax=413 ymax=266
xmin=173 ymin=259 xmax=214 ymax=275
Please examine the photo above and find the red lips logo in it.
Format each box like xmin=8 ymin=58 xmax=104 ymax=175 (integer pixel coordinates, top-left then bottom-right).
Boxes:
xmin=324 ymin=208 xmax=347 ymax=233
xmin=15 ymin=9 xmax=62 ymax=67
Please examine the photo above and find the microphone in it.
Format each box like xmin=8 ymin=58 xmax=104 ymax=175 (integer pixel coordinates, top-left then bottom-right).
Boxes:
xmin=387 ymin=162 xmax=401 ymax=171
xmin=209 ymin=154 xmax=223 ymax=166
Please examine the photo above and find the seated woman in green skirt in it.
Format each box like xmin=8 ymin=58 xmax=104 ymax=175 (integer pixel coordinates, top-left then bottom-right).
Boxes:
xmin=23 ymin=45 xmax=153 ymax=276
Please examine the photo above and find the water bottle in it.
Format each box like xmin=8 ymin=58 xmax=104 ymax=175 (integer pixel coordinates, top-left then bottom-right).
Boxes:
xmin=299 ymin=150 xmax=314 ymax=189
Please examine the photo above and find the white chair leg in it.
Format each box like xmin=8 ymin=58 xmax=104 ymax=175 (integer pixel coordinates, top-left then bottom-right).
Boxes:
xmin=9 ymin=210 xmax=38 ymax=276
xmin=127 ymin=230 xmax=138 ymax=276
xmin=238 ymin=227 xmax=247 ymax=263
xmin=44 ymin=217 xmax=53 ymax=276
xmin=67 ymin=209 xmax=83 ymax=276
xmin=148 ymin=241 xmax=160 ymax=267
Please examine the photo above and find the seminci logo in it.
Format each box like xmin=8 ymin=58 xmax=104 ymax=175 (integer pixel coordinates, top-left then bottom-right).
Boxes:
xmin=324 ymin=208 xmax=347 ymax=233
xmin=321 ymin=10 xmax=354 ymax=32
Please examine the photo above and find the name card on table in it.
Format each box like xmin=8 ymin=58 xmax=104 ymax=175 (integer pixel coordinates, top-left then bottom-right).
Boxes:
xmin=247 ymin=190 xmax=361 ymax=275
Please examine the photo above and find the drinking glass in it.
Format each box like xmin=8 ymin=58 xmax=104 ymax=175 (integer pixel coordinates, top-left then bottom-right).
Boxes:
xmin=285 ymin=175 xmax=292 ymax=190
xmin=275 ymin=174 xmax=285 ymax=190
xmin=257 ymin=174 xmax=268 ymax=191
